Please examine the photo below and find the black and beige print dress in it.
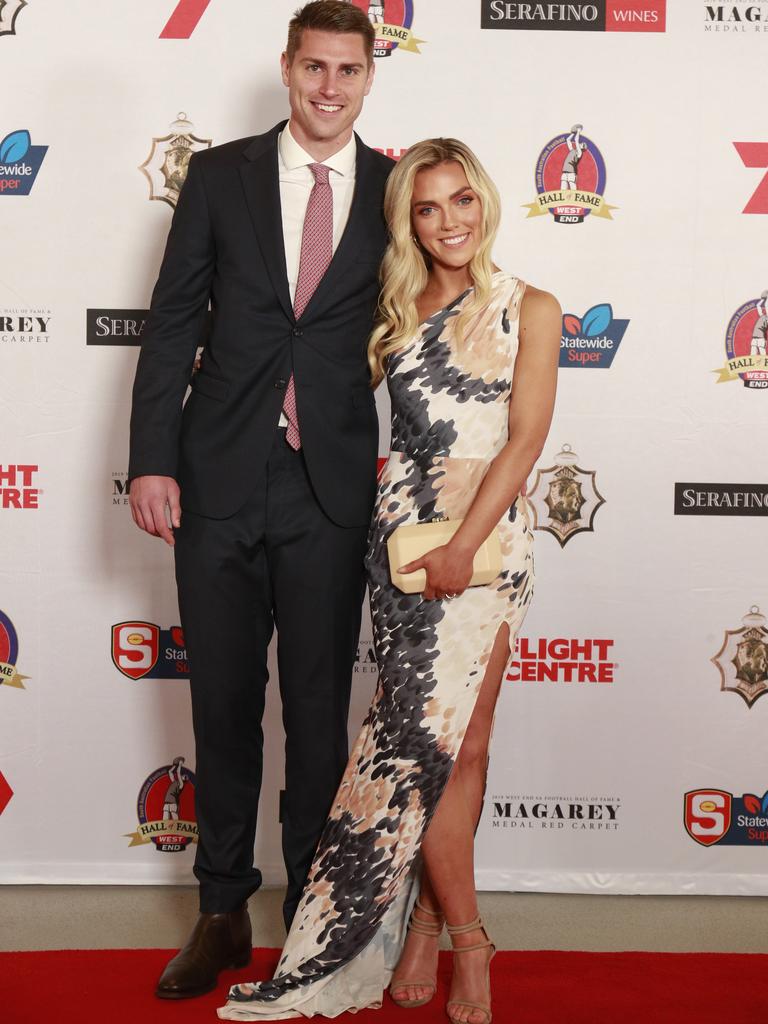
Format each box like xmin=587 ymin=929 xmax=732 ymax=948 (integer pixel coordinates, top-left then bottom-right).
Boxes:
xmin=218 ymin=271 xmax=535 ymax=1020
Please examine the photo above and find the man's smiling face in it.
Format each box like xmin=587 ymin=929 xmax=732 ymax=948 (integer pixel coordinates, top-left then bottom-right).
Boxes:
xmin=281 ymin=29 xmax=374 ymax=153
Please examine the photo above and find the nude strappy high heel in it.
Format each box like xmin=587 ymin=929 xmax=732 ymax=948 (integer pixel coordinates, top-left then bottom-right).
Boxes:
xmin=389 ymin=899 xmax=444 ymax=1009
xmin=446 ymin=916 xmax=496 ymax=1024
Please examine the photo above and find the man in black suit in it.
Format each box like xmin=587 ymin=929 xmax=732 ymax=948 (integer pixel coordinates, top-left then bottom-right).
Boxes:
xmin=128 ymin=1 xmax=393 ymax=999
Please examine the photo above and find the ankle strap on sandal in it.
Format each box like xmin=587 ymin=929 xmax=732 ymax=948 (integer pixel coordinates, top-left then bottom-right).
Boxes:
xmin=415 ymin=899 xmax=443 ymax=918
xmin=446 ymin=916 xmax=494 ymax=953
xmin=446 ymin=916 xmax=483 ymax=935
xmin=408 ymin=899 xmax=444 ymax=936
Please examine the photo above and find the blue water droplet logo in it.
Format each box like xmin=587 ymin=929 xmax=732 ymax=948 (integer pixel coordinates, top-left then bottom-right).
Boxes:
xmin=0 ymin=130 xmax=31 ymax=165
xmin=582 ymin=303 xmax=613 ymax=338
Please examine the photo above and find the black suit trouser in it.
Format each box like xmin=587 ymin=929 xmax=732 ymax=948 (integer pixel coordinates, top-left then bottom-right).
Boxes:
xmin=174 ymin=429 xmax=368 ymax=927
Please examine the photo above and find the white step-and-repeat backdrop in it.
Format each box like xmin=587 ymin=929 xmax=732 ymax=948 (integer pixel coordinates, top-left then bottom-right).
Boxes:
xmin=2 ymin=1 xmax=767 ymax=895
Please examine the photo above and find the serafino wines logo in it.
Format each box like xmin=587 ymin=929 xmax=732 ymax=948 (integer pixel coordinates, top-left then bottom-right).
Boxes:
xmin=0 ymin=465 xmax=40 ymax=509
xmin=561 ymin=303 xmax=629 ymax=368
xmin=0 ymin=131 xmax=47 ymax=195
xmin=348 ymin=1 xmax=425 ymax=57
xmin=0 ymin=610 xmax=29 ymax=690
xmin=482 ymin=1 xmax=665 ymax=32
xmin=0 ymin=1 xmax=27 ymax=38
xmin=525 ymin=124 xmax=616 ymax=225
xmin=711 ymin=606 xmax=768 ymax=708
xmin=139 ymin=113 xmax=211 ymax=210
xmin=126 ymin=757 xmax=198 ymax=853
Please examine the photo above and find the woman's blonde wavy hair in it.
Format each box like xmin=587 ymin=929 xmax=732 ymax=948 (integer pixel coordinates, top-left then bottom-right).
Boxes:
xmin=368 ymin=138 xmax=501 ymax=386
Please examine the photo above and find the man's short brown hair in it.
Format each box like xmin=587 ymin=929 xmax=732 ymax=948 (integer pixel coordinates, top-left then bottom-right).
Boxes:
xmin=286 ymin=1 xmax=375 ymax=64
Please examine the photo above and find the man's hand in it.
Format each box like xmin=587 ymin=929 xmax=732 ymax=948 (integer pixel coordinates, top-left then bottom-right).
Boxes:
xmin=129 ymin=475 xmax=181 ymax=546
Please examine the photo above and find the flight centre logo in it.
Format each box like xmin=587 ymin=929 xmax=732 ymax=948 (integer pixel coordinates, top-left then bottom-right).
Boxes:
xmin=526 ymin=444 xmax=605 ymax=547
xmin=0 ymin=0 xmax=27 ymax=38
xmin=0 ymin=464 xmax=40 ymax=509
xmin=482 ymin=1 xmax=665 ymax=31
xmin=347 ymin=1 xmax=425 ymax=57
xmin=507 ymin=637 xmax=616 ymax=684
xmin=711 ymin=606 xmax=768 ymax=709
xmin=125 ymin=757 xmax=198 ymax=853
xmin=705 ymin=2 xmax=768 ymax=32
xmin=685 ymin=788 xmax=768 ymax=847
xmin=139 ymin=113 xmax=212 ymax=209
xmin=112 ymin=622 xmax=189 ymax=680
xmin=0 ymin=130 xmax=47 ymax=196
xmin=561 ymin=303 xmax=629 ymax=368
xmin=0 ymin=610 xmax=29 ymax=690
xmin=712 ymin=291 xmax=768 ymax=389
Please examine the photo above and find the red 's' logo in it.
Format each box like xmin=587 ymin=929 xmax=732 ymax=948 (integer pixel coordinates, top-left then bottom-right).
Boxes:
xmin=684 ymin=790 xmax=732 ymax=847
xmin=112 ymin=622 xmax=160 ymax=680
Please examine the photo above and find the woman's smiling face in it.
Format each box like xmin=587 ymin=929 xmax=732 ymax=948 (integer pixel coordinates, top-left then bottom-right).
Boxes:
xmin=411 ymin=161 xmax=483 ymax=270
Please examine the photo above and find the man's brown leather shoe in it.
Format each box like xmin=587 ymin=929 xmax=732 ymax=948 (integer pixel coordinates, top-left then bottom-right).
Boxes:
xmin=156 ymin=905 xmax=252 ymax=999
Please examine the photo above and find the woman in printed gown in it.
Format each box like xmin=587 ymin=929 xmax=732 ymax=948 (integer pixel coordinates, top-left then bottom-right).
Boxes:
xmin=218 ymin=139 xmax=560 ymax=1023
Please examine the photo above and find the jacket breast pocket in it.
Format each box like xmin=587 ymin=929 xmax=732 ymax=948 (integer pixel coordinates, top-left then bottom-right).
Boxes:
xmin=190 ymin=370 xmax=230 ymax=402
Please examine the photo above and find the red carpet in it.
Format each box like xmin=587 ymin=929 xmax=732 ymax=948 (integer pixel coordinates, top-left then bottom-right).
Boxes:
xmin=2 ymin=948 xmax=765 ymax=1024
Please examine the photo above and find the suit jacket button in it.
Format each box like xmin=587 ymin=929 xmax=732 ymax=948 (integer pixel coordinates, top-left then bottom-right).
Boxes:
xmin=292 ymin=327 xmax=303 ymax=337
xmin=275 ymin=378 xmax=287 ymax=389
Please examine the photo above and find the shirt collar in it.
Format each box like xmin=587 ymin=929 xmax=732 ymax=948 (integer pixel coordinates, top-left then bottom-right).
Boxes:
xmin=279 ymin=122 xmax=357 ymax=177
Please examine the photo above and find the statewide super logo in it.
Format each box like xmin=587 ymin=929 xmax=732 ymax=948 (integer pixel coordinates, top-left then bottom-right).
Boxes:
xmin=348 ymin=1 xmax=425 ymax=57
xmin=0 ymin=130 xmax=47 ymax=196
xmin=561 ymin=303 xmax=628 ymax=368
xmin=139 ymin=113 xmax=212 ymax=209
xmin=711 ymin=606 xmax=768 ymax=709
xmin=0 ymin=0 xmax=27 ymax=38
xmin=685 ymin=788 xmax=768 ymax=847
xmin=0 ymin=610 xmax=28 ymax=690
xmin=526 ymin=124 xmax=615 ymax=224
xmin=125 ymin=757 xmax=198 ymax=853
xmin=112 ymin=622 xmax=189 ymax=680
xmin=713 ymin=291 xmax=768 ymax=389
xmin=526 ymin=444 xmax=605 ymax=547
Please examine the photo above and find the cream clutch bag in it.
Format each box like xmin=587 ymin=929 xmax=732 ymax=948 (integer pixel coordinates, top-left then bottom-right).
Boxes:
xmin=387 ymin=519 xmax=502 ymax=595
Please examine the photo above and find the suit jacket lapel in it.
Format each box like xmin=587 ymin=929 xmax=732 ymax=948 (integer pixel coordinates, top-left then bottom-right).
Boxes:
xmin=295 ymin=134 xmax=377 ymax=323
xmin=239 ymin=123 xmax=294 ymax=322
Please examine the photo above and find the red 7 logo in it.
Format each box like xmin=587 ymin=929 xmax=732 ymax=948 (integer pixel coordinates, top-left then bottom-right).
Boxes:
xmin=733 ymin=142 xmax=768 ymax=214
xmin=161 ymin=0 xmax=212 ymax=39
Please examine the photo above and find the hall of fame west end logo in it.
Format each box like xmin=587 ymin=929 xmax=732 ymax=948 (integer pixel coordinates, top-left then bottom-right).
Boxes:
xmin=712 ymin=606 xmax=768 ymax=708
xmin=139 ymin=112 xmax=212 ymax=209
xmin=526 ymin=444 xmax=605 ymax=546
xmin=348 ymin=1 xmax=425 ymax=57
xmin=525 ymin=123 xmax=616 ymax=225
xmin=0 ymin=609 xmax=29 ymax=690
xmin=125 ymin=756 xmax=198 ymax=853
xmin=713 ymin=290 xmax=768 ymax=390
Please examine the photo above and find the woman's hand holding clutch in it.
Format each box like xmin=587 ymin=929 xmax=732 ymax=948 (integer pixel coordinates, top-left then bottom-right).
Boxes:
xmin=398 ymin=542 xmax=475 ymax=601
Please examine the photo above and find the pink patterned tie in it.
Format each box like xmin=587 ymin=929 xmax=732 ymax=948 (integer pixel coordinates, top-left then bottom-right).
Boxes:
xmin=283 ymin=162 xmax=333 ymax=450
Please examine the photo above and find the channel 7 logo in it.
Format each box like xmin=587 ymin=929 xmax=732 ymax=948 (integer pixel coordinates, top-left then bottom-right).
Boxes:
xmin=161 ymin=0 xmax=212 ymax=38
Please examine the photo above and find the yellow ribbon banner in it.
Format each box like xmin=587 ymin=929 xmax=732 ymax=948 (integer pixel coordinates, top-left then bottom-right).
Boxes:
xmin=0 ymin=661 xmax=28 ymax=689
xmin=523 ymin=190 xmax=617 ymax=220
xmin=713 ymin=354 xmax=768 ymax=382
xmin=375 ymin=23 xmax=425 ymax=53
xmin=124 ymin=819 xmax=199 ymax=847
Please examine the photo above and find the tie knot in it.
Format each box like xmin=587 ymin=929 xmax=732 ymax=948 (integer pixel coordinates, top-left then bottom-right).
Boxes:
xmin=310 ymin=162 xmax=331 ymax=185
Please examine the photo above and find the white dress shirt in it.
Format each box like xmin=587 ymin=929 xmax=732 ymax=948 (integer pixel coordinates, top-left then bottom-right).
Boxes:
xmin=277 ymin=123 xmax=357 ymax=423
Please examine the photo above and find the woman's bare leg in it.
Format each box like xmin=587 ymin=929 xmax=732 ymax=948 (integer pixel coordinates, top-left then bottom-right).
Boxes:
xmin=390 ymin=624 xmax=510 ymax=1020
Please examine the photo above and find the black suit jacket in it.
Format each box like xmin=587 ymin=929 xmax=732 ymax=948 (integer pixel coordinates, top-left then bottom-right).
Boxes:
xmin=129 ymin=121 xmax=393 ymax=525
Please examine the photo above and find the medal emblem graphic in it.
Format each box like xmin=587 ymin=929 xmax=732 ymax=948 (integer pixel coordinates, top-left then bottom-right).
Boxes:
xmin=0 ymin=610 xmax=28 ymax=689
xmin=525 ymin=123 xmax=616 ymax=224
xmin=526 ymin=444 xmax=605 ymax=547
xmin=139 ymin=113 xmax=212 ymax=209
xmin=347 ymin=1 xmax=425 ymax=57
xmin=712 ymin=606 xmax=768 ymax=708
xmin=713 ymin=290 xmax=768 ymax=390
xmin=0 ymin=0 xmax=27 ymax=38
xmin=125 ymin=757 xmax=198 ymax=853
